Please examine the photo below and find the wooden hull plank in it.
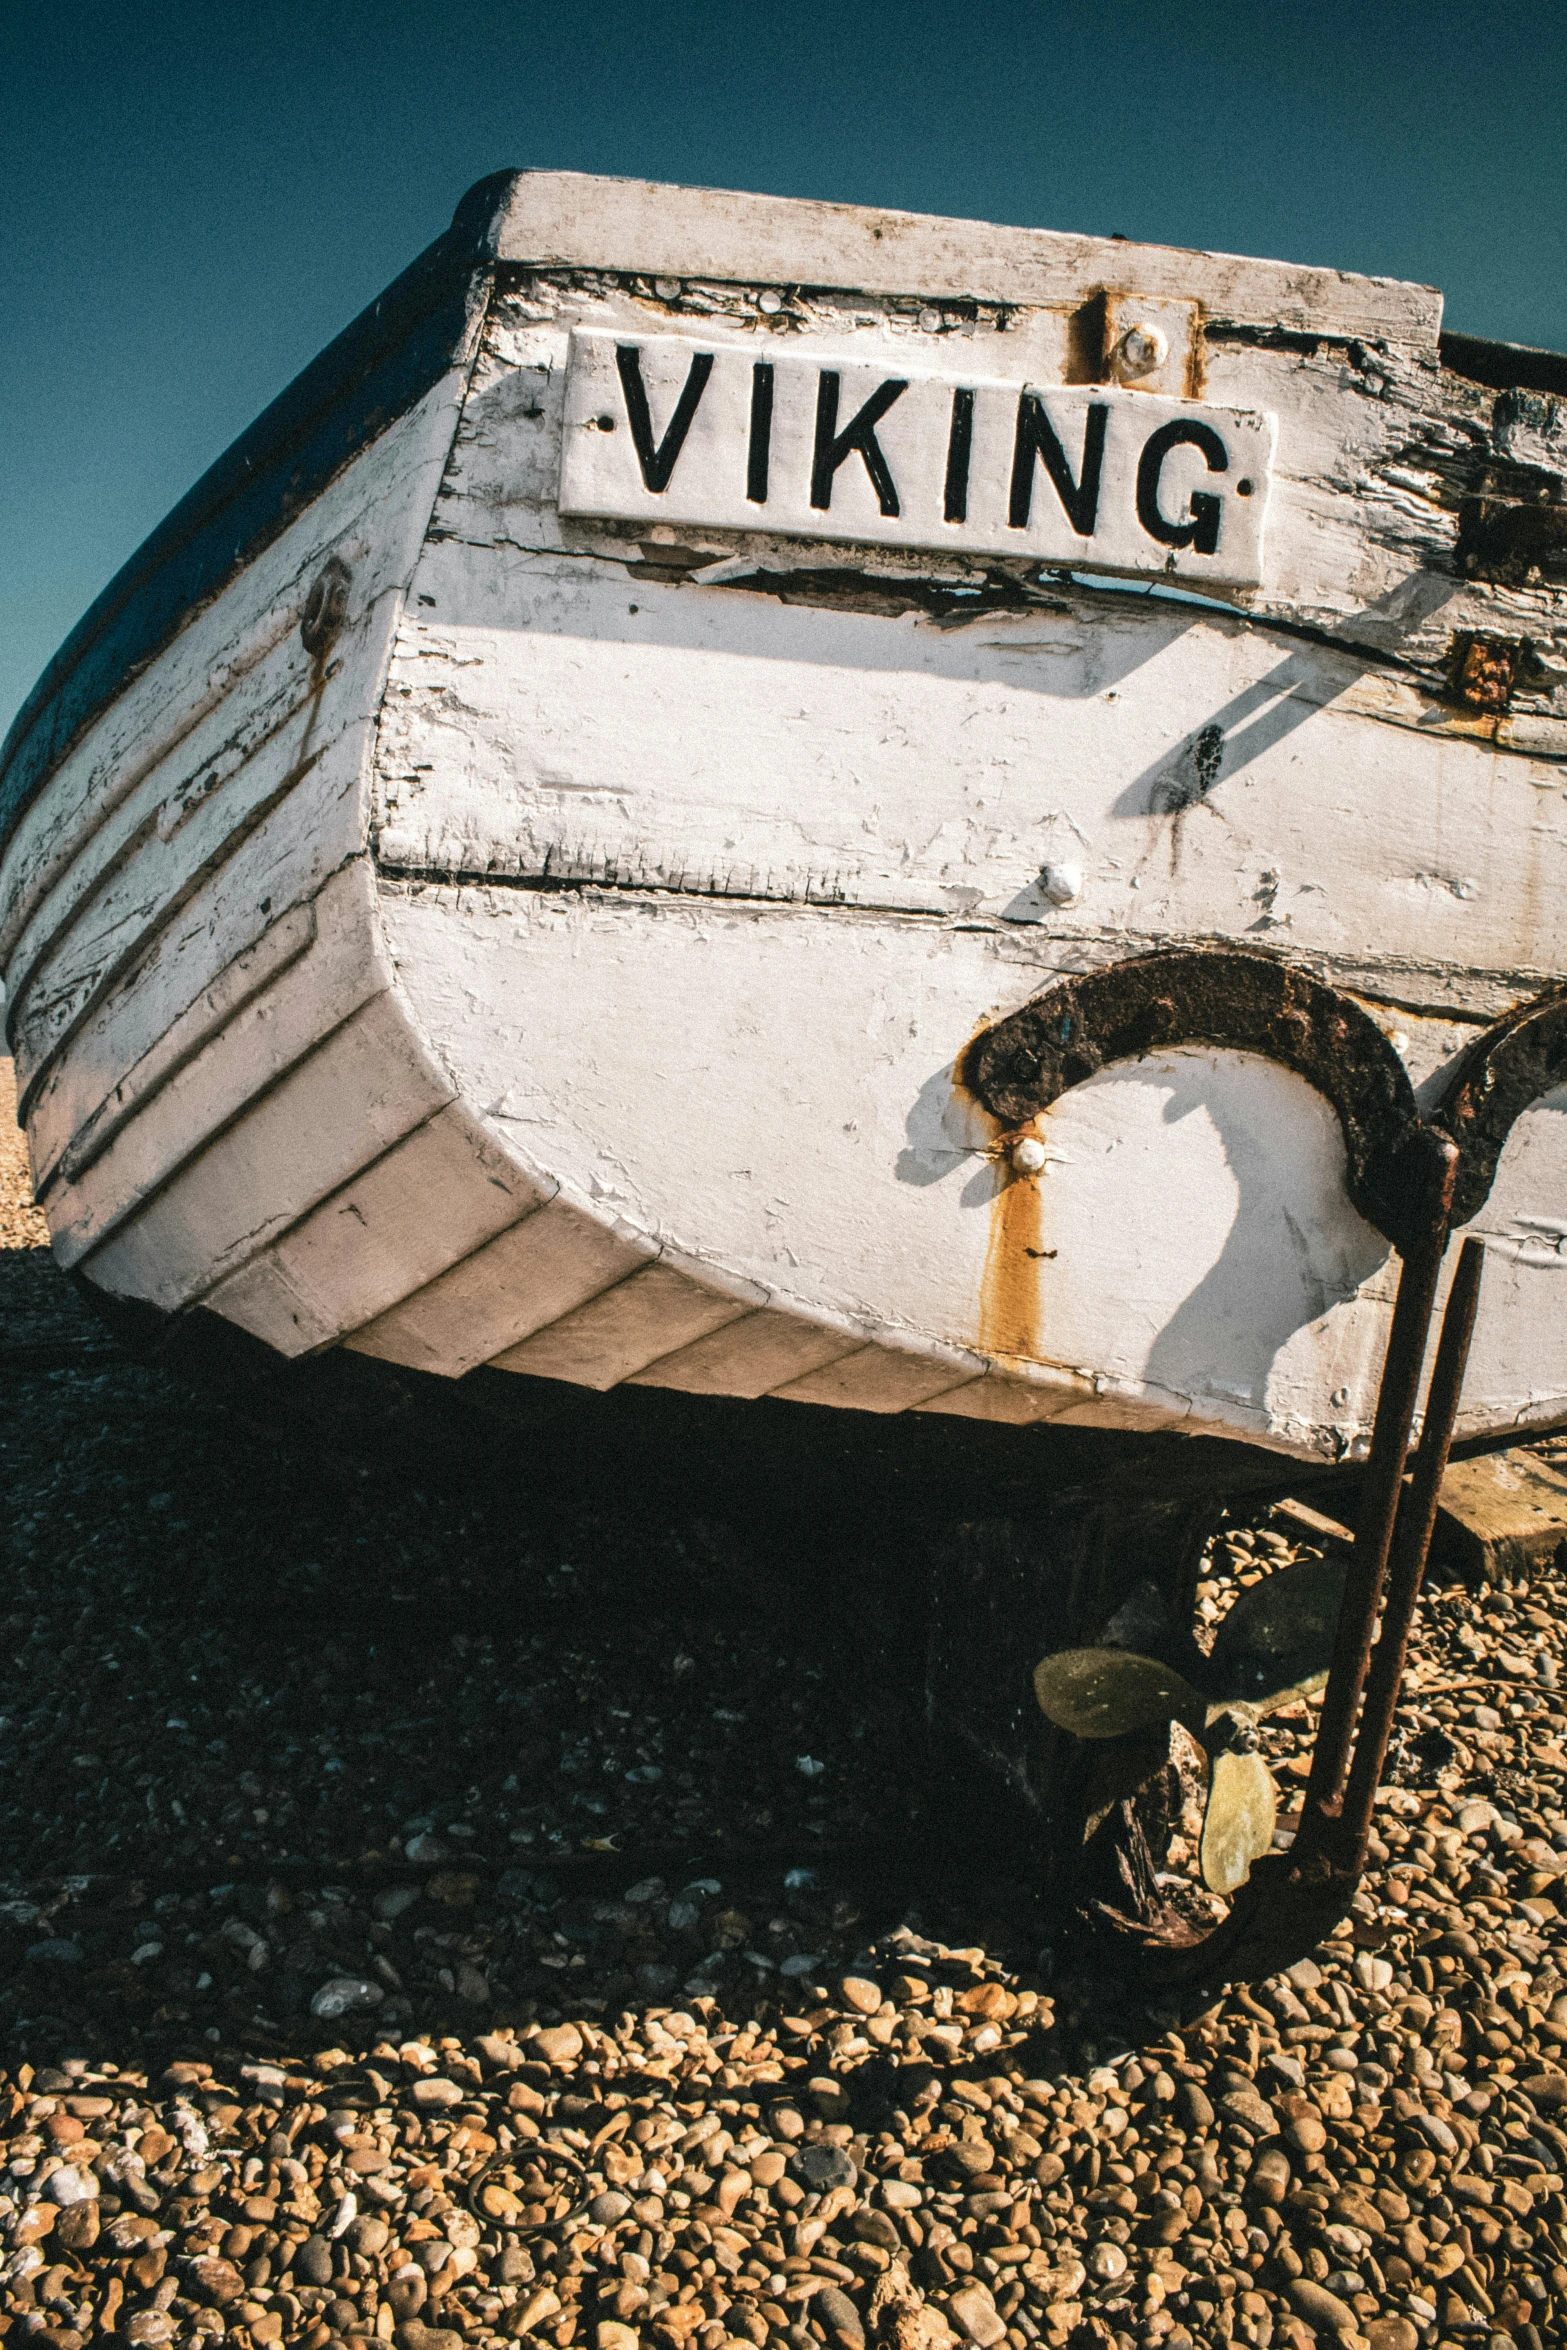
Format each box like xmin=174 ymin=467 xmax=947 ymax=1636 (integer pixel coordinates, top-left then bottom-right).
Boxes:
xmin=39 ymin=898 xmax=318 ymax=1197
xmin=771 ymin=1341 xmax=983 ymax=1415
xmin=484 ymin=172 xmax=1439 ymax=345
xmin=628 ymin=1308 xmax=863 ymax=1399
xmin=77 ymin=991 xmax=455 ymax=1311
xmin=44 ymin=865 xmax=387 ymax=1269
xmin=205 ymin=1099 xmax=551 ymax=1358
xmin=912 ymin=1369 xmax=1091 ymax=1425
xmin=345 ymin=1194 xmax=655 ymax=1380
xmin=376 ymin=553 xmax=1567 ymax=981
xmin=490 ymin=1258 xmax=752 ymax=1390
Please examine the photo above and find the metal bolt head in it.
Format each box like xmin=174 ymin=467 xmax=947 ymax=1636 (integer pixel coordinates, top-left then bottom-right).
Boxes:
xmin=1117 ymin=323 xmax=1169 ymax=379
xmin=1011 ymin=1136 xmax=1049 ymax=1175
xmin=758 ymin=291 xmax=783 ymax=315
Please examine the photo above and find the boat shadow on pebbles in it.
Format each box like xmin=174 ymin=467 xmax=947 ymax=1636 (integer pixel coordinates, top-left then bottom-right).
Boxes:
xmin=6 ymin=1261 xmax=1567 ymax=2350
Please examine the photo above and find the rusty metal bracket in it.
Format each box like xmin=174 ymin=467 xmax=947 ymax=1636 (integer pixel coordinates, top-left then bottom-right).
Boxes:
xmin=967 ymin=949 xmax=1502 ymax=1981
xmin=1445 ymin=631 xmax=1541 ymax=714
xmin=962 ymin=946 xmax=1453 ymax=1256
xmin=1120 ymin=1236 xmax=1486 ymax=1989
xmin=969 ymin=954 xmax=1556 ymax=1980
xmin=1436 ymin=981 xmax=1567 ymax=1229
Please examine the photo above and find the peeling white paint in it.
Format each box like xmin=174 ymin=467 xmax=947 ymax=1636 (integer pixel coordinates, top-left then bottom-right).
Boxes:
xmin=3 ymin=171 xmax=1565 ymax=1460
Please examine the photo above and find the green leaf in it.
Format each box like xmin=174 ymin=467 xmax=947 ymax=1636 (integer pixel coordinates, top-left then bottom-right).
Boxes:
xmin=1200 ymin=1748 xmax=1279 ymax=1895
xmin=1206 ymin=1558 xmax=1347 ymax=1713
xmin=1032 ymin=1647 xmax=1209 ymax=1741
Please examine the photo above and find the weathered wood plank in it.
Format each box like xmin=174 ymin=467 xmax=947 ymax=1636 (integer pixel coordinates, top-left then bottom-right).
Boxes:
xmin=40 ymin=864 xmax=386 ymax=1267
xmin=1435 ymin=1448 xmax=1567 ymax=1583
xmin=491 ymin=1258 xmax=751 ymax=1389
xmin=2 ymin=611 xmax=320 ymax=1025
xmin=24 ymin=786 xmax=381 ymax=1192
xmin=9 ymin=685 xmax=334 ymax=1108
xmin=0 ymin=368 xmax=461 ymax=1229
xmin=206 ymin=1099 xmax=550 ymax=1357
xmin=490 ymin=170 xmax=1441 ymax=343
xmin=0 ymin=358 xmax=461 ymax=963
xmin=41 ymin=898 xmax=319 ymax=1195
xmin=912 ymin=1368 xmax=1090 ymax=1424
xmin=376 ymin=555 xmax=1567 ymax=985
xmin=771 ymin=1340 xmax=983 ymax=1414
xmin=345 ymin=1194 xmax=655 ymax=1379
xmin=77 ymin=991 xmax=454 ymax=1310
xmin=629 ymin=1307 xmax=861 ymax=1398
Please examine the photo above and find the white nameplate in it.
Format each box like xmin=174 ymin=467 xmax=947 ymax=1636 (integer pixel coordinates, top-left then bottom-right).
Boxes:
xmin=559 ymin=329 xmax=1274 ymax=589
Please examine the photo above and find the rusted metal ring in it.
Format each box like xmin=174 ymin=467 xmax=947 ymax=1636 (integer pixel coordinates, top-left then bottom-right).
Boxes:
xmin=961 ymin=947 xmax=1452 ymax=1257
xmin=1436 ymin=982 xmax=1567 ymax=1229
xmin=300 ymin=555 xmax=352 ymax=660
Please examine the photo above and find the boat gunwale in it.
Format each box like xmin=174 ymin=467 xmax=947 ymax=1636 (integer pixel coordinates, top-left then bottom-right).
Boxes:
xmin=5 ymin=161 xmax=1563 ymax=893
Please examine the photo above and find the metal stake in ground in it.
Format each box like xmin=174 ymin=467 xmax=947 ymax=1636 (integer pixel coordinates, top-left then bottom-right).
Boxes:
xmin=1296 ymin=1141 xmax=1458 ymax=1855
xmin=1331 ymin=1234 xmax=1487 ymax=1872
xmin=1149 ymin=1225 xmax=1486 ymax=1989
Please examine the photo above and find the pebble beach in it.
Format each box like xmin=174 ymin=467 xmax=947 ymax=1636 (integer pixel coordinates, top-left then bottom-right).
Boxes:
xmin=4 ymin=1063 xmax=1567 ymax=2350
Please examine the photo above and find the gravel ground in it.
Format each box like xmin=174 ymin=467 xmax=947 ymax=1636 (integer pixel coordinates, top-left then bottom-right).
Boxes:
xmin=5 ymin=1063 xmax=1567 ymax=2350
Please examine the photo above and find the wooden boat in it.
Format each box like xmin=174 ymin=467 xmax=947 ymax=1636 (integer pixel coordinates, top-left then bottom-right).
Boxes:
xmin=5 ymin=169 xmax=1567 ymax=1472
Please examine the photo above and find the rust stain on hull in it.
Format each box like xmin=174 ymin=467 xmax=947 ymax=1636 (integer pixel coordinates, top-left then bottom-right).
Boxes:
xmin=978 ymin=1149 xmax=1051 ymax=1363
xmin=950 ymin=1036 xmax=1054 ymax=1367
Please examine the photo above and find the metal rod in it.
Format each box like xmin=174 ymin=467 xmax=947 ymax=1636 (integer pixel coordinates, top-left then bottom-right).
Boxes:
xmin=1334 ymin=1236 xmax=1486 ymax=1866
xmin=1296 ymin=1179 xmax=1454 ymax=1852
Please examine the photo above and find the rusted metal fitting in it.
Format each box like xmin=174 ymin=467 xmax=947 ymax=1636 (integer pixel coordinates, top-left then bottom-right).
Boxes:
xmin=961 ymin=946 xmax=1450 ymax=1257
xmin=1436 ymin=980 xmax=1567 ymax=1228
xmin=301 ymin=555 xmax=352 ymax=659
xmin=1446 ymin=631 xmax=1539 ymax=713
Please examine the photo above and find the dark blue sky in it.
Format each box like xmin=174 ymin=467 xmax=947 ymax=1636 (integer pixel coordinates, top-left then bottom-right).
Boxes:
xmin=4 ymin=0 xmax=1564 ymax=733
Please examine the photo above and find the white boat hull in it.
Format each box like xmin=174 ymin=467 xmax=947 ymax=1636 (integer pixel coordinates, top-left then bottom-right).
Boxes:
xmin=5 ymin=170 xmax=1566 ymax=1468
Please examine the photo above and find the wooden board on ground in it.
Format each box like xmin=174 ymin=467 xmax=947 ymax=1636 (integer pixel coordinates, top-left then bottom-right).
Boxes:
xmin=1436 ymin=1449 xmax=1567 ymax=1583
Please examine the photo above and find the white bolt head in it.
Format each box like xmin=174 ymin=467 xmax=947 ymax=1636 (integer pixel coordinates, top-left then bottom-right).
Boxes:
xmin=758 ymin=290 xmax=783 ymax=314
xmin=1011 ymin=1136 xmax=1048 ymax=1175
xmin=1118 ymin=323 xmax=1169 ymax=378
xmin=1041 ymin=862 xmax=1083 ymax=906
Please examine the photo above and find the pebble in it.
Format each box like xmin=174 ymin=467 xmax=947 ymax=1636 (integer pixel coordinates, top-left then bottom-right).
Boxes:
xmin=816 ymin=2283 xmax=867 ymax=2348
xmin=794 ymin=2141 xmax=857 ymax=2189
xmin=946 ymin=2284 xmax=1006 ymax=2346
xmin=295 ymin=2234 xmax=334 ymax=2284
xmin=44 ymin=2164 xmax=97 ymax=2205
xmin=309 ymin=1972 xmax=383 ymax=2018
xmin=1290 ymin=2274 xmax=1358 ymax=2332
xmin=410 ymin=2074 xmax=463 ymax=2106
